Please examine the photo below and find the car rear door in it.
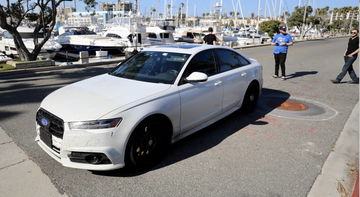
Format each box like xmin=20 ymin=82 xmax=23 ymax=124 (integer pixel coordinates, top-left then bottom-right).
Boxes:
xmin=214 ymin=49 xmax=253 ymax=112
xmin=177 ymin=50 xmax=223 ymax=132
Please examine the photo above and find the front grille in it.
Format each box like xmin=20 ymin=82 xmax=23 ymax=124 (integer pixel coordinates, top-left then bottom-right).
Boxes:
xmin=36 ymin=108 xmax=64 ymax=139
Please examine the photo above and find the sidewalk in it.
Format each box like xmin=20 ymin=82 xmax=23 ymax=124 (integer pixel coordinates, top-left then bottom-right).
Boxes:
xmin=0 ymin=127 xmax=66 ymax=197
xmin=308 ymin=102 xmax=359 ymax=197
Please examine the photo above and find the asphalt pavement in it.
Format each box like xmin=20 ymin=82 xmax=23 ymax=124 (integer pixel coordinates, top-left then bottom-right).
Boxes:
xmin=0 ymin=38 xmax=358 ymax=197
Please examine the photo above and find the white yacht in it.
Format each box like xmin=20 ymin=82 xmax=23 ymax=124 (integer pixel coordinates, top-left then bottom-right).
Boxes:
xmin=103 ymin=17 xmax=152 ymax=48
xmin=0 ymin=27 xmax=62 ymax=59
xmin=0 ymin=52 xmax=12 ymax=62
xmin=56 ymin=26 xmax=128 ymax=54
xmin=145 ymin=19 xmax=176 ymax=45
xmin=174 ymin=28 xmax=205 ymax=43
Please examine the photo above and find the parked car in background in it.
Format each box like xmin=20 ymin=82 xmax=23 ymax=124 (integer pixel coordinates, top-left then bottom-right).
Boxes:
xmin=35 ymin=44 xmax=263 ymax=171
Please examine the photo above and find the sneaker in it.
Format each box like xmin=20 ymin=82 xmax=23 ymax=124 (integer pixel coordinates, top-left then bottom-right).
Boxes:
xmin=272 ymin=75 xmax=279 ymax=78
xmin=348 ymin=80 xmax=359 ymax=84
xmin=281 ymin=76 xmax=286 ymax=80
xmin=331 ymin=79 xmax=340 ymax=84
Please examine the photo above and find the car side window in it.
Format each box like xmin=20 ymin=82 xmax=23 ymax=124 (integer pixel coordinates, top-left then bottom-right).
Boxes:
xmin=179 ymin=50 xmax=217 ymax=85
xmin=215 ymin=49 xmax=250 ymax=72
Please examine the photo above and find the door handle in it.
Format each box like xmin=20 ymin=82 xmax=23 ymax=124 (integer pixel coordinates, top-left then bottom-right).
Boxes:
xmin=214 ymin=81 xmax=222 ymax=86
xmin=241 ymin=72 xmax=247 ymax=77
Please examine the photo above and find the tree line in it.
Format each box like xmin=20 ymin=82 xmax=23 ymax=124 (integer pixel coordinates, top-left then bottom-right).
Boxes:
xmin=260 ymin=6 xmax=359 ymax=38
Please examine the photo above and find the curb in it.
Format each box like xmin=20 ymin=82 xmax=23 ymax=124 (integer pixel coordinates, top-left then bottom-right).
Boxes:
xmin=0 ymin=127 xmax=66 ymax=197
xmin=308 ymin=102 xmax=359 ymax=197
xmin=0 ymin=57 xmax=125 ymax=78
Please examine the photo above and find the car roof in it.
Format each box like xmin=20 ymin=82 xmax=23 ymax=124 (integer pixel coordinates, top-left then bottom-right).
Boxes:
xmin=141 ymin=44 xmax=234 ymax=55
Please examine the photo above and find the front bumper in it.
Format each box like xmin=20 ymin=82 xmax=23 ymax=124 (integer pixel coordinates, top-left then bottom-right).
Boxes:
xmin=35 ymin=123 xmax=126 ymax=171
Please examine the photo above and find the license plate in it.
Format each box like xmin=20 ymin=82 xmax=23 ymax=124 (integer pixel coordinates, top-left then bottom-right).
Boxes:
xmin=40 ymin=128 xmax=52 ymax=148
xmin=52 ymin=135 xmax=62 ymax=150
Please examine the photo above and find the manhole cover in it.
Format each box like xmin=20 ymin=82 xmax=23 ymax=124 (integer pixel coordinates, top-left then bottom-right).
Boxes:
xmin=266 ymin=99 xmax=309 ymax=111
xmin=258 ymin=96 xmax=338 ymax=121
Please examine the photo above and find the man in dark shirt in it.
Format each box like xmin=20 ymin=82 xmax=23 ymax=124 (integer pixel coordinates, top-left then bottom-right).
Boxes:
xmin=331 ymin=29 xmax=359 ymax=84
xmin=203 ymin=27 xmax=217 ymax=45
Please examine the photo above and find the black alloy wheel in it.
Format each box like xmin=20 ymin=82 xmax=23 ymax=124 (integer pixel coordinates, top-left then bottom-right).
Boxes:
xmin=125 ymin=121 xmax=167 ymax=169
xmin=241 ymin=83 xmax=259 ymax=113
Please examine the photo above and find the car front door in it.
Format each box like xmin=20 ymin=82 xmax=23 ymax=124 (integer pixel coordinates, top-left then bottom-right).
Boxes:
xmin=177 ymin=50 xmax=223 ymax=132
xmin=214 ymin=49 xmax=252 ymax=112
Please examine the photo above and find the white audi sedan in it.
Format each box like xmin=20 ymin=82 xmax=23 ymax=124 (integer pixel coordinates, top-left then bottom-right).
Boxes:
xmin=35 ymin=44 xmax=263 ymax=171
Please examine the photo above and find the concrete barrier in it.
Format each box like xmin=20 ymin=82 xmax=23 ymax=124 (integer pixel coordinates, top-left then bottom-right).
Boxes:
xmin=7 ymin=60 xmax=55 ymax=69
xmin=79 ymin=51 xmax=89 ymax=64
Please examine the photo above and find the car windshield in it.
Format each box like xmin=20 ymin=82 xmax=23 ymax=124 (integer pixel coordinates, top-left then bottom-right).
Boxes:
xmin=110 ymin=51 xmax=190 ymax=84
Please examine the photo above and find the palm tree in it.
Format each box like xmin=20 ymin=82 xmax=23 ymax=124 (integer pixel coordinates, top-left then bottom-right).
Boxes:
xmin=229 ymin=11 xmax=235 ymax=17
xmin=250 ymin=12 xmax=255 ymax=19
xmin=178 ymin=3 xmax=185 ymax=25
xmin=167 ymin=4 xmax=171 ymax=18
xmin=150 ymin=7 xmax=157 ymax=17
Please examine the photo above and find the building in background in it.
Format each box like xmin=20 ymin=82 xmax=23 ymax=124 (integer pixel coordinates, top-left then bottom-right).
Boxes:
xmin=330 ymin=10 xmax=359 ymax=24
xmin=100 ymin=1 xmax=133 ymax=12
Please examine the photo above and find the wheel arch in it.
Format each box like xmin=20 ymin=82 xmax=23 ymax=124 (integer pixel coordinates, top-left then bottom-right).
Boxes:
xmin=123 ymin=113 xmax=174 ymax=167
xmin=125 ymin=113 xmax=174 ymax=149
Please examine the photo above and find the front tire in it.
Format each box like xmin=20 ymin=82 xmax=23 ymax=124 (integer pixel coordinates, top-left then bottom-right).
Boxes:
xmin=125 ymin=121 xmax=168 ymax=169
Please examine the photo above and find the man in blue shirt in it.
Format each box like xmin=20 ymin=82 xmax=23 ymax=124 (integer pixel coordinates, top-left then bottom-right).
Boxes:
xmin=271 ymin=26 xmax=293 ymax=80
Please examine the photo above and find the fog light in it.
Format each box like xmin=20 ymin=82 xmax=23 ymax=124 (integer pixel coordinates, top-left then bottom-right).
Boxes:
xmin=69 ymin=152 xmax=111 ymax=165
xmin=86 ymin=155 xmax=101 ymax=164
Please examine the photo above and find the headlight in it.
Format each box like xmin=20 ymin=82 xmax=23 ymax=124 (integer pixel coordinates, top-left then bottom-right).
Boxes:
xmin=69 ymin=118 xmax=122 ymax=130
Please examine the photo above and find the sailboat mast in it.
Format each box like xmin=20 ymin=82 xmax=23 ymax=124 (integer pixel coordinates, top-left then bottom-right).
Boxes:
xmin=186 ymin=0 xmax=188 ymax=18
xmin=257 ymin=0 xmax=261 ymax=33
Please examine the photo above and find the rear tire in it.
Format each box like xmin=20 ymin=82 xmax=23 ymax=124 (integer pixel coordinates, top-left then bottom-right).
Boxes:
xmin=125 ymin=120 xmax=168 ymax=170
xmin=241 ymin=83 xmax=259 ymax=113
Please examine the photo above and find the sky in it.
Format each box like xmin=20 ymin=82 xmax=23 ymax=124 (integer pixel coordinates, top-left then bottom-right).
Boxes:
xmin=71 ymin=0 xmax=359 ymax=17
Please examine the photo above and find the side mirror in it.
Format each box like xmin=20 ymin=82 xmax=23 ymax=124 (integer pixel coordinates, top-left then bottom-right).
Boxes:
xmin=185 ymin=72 xmax=208 ymax=82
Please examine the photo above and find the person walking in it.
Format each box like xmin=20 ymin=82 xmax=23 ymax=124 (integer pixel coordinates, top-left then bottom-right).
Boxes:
xmin=271 ymin=26 xmax=293 ymax=80
xmin=203 ymin=27 xmax=217 ymax=45
xmin=331 ymin=29 xmax=359 ymax=84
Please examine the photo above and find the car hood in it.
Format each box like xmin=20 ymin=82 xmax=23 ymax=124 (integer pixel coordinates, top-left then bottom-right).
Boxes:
xmin=41 ymin=74 xmax=171 ymax=122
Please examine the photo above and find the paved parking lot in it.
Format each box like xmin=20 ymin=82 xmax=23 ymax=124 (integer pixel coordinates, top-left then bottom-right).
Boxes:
xmin=0 ymin=38 xmax=358 ymax=196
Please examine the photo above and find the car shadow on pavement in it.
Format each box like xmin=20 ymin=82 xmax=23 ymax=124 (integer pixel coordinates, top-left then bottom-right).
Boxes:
xmin=0 ymin=67 xmax=115 ymax=109
xmin=285 ymin=71 xmax=318 ymax=80
xmin=93 ymin=88 xmax=290 ymax=177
